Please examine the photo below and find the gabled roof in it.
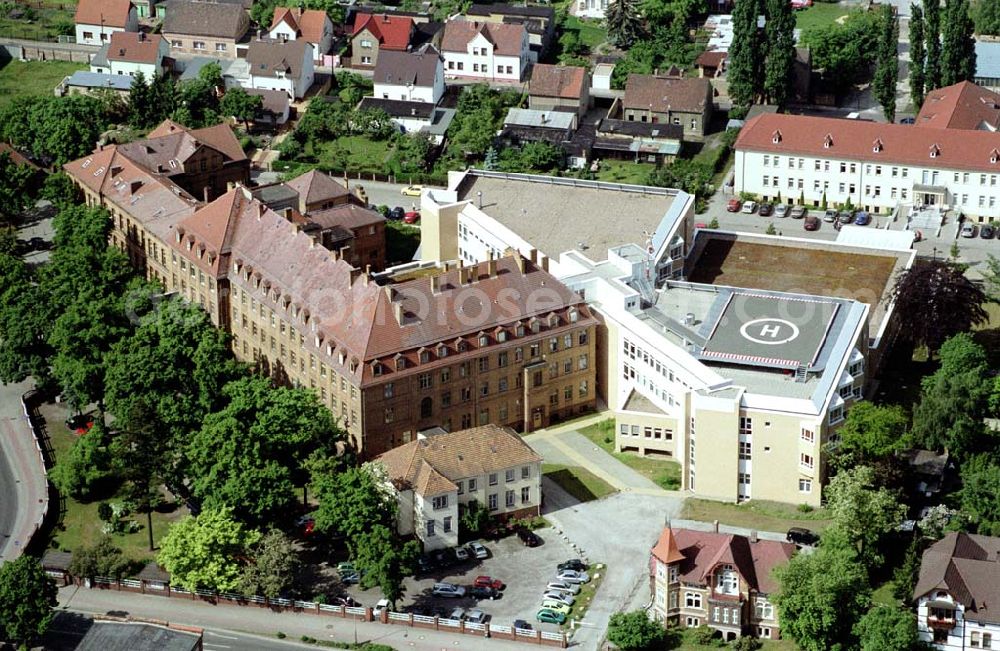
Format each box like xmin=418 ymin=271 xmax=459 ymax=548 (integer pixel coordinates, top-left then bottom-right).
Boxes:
xmin=75 ymin=0 xmax=133 ymax=27
xmin=162 ymin=0 xmax=249 ymax=40
xmin=656 ymin=528 xmax=795 ymax=595
xmin=736 ymin=112 xmax=1000 ymax=172
xmin=285 ymin=169 xmax=349 ymax=207
xmin=695 ymin=50 xmax=727 ymax=68
xmin=270 ymin=6 xmax=329 ymax=45
xmin=147 ymin=120 xmax=247 ymax=163
xmin=307 ymin=203 xmax=385 ymax=232
xmin=914 ymin=531 xmax=1000 ymax=624
xmin=376 ymin=425 xmax=542 ymax=497
xmin=623 ymin=74 xmax=711 ymax=115
xmin=246 ymin=39 xmax=310 ymax=81
xmin=916 ymin=81 xmax=1000 ymax=131
xmin=373 ymin=44 xmax=441 ymax=89
xmin=120 ymin=119 xmax=247 ymax=175
xmin=529 ymin=64 xmax=586 ymax=100
xmin=107 ymin=31 xmax=163 ymax=64
xmin=440 ymin=20 xmax=526 ymax=56
xmin=351 ymin=13 xmax=414 ymax=50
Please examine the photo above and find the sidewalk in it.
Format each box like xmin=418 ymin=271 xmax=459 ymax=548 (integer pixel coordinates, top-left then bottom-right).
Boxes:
xmin=0 ymin=378 xmax=48 ymax=564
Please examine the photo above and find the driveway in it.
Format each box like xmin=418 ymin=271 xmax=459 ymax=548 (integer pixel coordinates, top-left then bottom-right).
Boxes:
xmin=526 ymin=429 xmax=664 ymax=493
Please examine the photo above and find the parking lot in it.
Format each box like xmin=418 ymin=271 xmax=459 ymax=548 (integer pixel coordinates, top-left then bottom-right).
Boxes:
xmin=347 ymin=527 xmax=586 ymax=632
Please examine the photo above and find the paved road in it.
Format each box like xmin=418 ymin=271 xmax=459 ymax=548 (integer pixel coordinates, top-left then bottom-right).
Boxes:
xmin=0 ymin=378 xmax=47 ymax=564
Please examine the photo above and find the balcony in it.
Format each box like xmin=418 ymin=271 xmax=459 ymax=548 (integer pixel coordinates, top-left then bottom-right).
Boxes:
xmin=926 ymin=610 xmax=956 ymax=629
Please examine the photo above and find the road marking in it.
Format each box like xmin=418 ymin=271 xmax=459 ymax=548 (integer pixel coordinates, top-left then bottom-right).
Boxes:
xmin=207 ymin=632 xmax=239 ymax=640
xmin=204 ymin=644 xmax=231 ymax=649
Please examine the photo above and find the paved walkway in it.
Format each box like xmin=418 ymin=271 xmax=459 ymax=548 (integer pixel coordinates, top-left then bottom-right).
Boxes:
xmin=0 ymin=379 xmax=48 ymax=563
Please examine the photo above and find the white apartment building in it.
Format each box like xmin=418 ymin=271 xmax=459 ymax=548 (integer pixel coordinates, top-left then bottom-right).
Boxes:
xmin=734 ymin=113 xmax=1000 ymax=222
xmin=440 ymin=20 xmax=530 ymax=82
xmin=90 ymin=32 xmax=169 ymax=78
xmin=74 ymin=0 xmax=137 ymax=46
xmin=376 ymin=425 xmax=543 ymax=550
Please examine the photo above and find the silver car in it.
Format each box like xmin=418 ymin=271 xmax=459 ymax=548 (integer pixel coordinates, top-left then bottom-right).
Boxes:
xmin=774 ymin=203 xmax=789 ymax=218
xmin=542 ymin=590 xmax=575 ymax=606
xmin=432 ymin=582 xmax=466 ymax=598
xmin=555 ymin=569 xmax=590 ymax=584
xmin=545 ymin=580 xmax=581 ymax=595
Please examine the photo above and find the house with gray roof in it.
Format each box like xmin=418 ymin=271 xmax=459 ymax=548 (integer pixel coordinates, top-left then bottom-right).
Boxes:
xmin=162 ymin=0 xmax=250 ymax=59
xmin=245 ymin=39 xmax=315 ymax=99
xmin=975 ymin=40 xmax=1000 ymax=91
xmin=372 ymin=44 xmax=444 ymax=104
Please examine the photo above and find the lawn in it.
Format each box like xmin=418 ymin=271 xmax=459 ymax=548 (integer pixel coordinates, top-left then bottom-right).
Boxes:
xmin=794 ymin=3 xmax=849 ymax=32
xmin=681 ymin=498 xmax=833 ymax=535
xmin=0 ymin=3 xmax=76 ymax=42
xmin=385 ymin=220 xmax=420 ymax=266
xmin=578 ymin=419 xmax=682 ymax=490
xmin=542 ymin=463 xmax=617 ymax=502
xmin=594 ymin=160 xmax=655 ymax=186
xmin=315 ymin=135 xmax=394 ymax=176
xmin=565 ymin=563 xmax=605 ymax=624
xmin=562 ymin=14 xmax=607 ymax=49
xmin=0 ymin=58 xmax=85 ymax=108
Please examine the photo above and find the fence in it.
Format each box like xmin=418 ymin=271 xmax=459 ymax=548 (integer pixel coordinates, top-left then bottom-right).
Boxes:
xmin=16 ymin=390 xmax=51 ymax=558
xmin=75 ymin=573 xmax=568 ymax=647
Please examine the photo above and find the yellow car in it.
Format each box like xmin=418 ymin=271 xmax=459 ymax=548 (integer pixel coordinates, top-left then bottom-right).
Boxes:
xmin=540 ymin=600 xmax=570 ymax=615
xmin=401 ymin=185 xmax=423 ymax=197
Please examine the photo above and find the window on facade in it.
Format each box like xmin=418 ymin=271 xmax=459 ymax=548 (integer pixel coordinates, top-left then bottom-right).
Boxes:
xmin=578 ymin=355 xmax=589 ymax=370
xmin=488 ymin=493 xmax=498 ymax=510
xmin=426 ymin=520 xmax=435 ymax=536
xmin=193 ymin=41 xmax=205 ymax=49
xmin=384 ymin=407 xmax=394 ymax=423
xmin=432 ymin=495 xmax=448 ymax=510
xmin=801 ymin=428 xmax=814 ymax=443
xmin=685 ymin=592 xmax=702 ymax=609
xmin=505 ymin=490 xmax=515 ymax=507
xmin=420 ymin=397 xmax=433 ymax=419
xmin=800 ymin=453 xmax=814 ymax=469
xmin=419 ymin=373 xmax=432 ymax=389
xmin=716 ymin=564 xmax=738 ymax=595
xmin=467 ymin=478 xmax=477 ymax=492
xmin=799 ymin=478 xmax=812 ymax=493
xmin=443 ymin=516 xmax=452 ymax=533
xmin=215 ymin=43 xmax=226 ymax=51
xmin=738 ymin=441 xmax=752 ymax=460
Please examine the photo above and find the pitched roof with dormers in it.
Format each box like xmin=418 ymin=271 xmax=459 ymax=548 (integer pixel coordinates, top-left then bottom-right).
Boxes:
xmin=623 ymin=74 xmax=711 ymax=115
xmin=736 ymin=112 xmax=1000 ymax=173
xmin=654 ymin=528 xmax=794 ymax=596
xmin=440 ymin=20 xmax=526 ymax=56
xmin=107 ymin=31 xmax=163 ymax=64
xmin=75 ymin=0 xmax=133 ymax=27
xmin=376 ymin=425 xmax=542 ymax=497
xmin=270 ymin=6 xmax=328 ymax=44
xmin=916 ymin=81 xmax=1000 ymax=131
xmin=914 ymin=531 xmax=1000 ymax=624
xmin=351 ymin=13 xmax=414 ymax=50
xmin=529 ymin=64 xmax=586 ymax=100
xmin=146 ymin=119 xmax=247 ymax=163
xmin=285 ymin=169 xmax=349 ymax=207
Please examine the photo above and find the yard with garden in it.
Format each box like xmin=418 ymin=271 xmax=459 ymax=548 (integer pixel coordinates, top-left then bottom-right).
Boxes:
xmin=0 ymin=58 xmax=84 ymax=108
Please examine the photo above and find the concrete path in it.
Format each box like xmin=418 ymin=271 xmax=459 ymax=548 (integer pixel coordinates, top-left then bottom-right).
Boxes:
xmin=527 ymin=429 xmax=665 ymax=494
xmin=0 ymin=379 xmax=48 ymax=563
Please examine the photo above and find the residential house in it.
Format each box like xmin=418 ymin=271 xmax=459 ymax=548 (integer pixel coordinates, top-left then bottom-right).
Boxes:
xmin=622 ymin=74 xmax=714 ymax=139
xmin=90 ymin=31 xmax=169 ymax=78
xmin=162 ymin=0 xmax=250 ymax=59
xmin=377 ymin=425 xmax=543 ymax=550
xmin=975 ymin=40 xmax=1000 ymax=91
xmin=356 ymin=97 xmax=456 ymax=143
xmin=350 ymin=13 xmax=415 ymax=68
xmin=575 ymin=0 xmax=607 ymax=19
xmin=303 ymin=203 xmax=387 ymax=271
xmin=245 ymin=39 xmax=315 ymax=100
xmin=500 ymin=107 xmax=576 ymax=149
xmin=915 ymin=532 xmax=1000 ymax=650
xmin=268 ymin=6 xmax=333 ymax=64
xmin=694 ymin=50 xmax=727 ymax=79
xmin=57 ymin=70 xmax=134 ymax=97
xmin=528 ymin=63 xmax=589 ymax=119
xmin=440 ymin=20 xmax=529 ymax=82
xmin=733 ymin=112 xmax=1000 ymax=221
xmin=372 ymin=44 xmax=445 ymax=104
xmin=650 ymin=527 xmax=794 ymax=640
xmin=593 ymin=118 xmax=682 ymax=165
xmin=245 ymin=88 xmax=290 ymax=127
xmin=74 ymin=0 xmax=137 ymax=46
xmin=466 ymin=3 xmax=555 ymax=58
xmin=916 ymin=81 xmax=1000 ymax=131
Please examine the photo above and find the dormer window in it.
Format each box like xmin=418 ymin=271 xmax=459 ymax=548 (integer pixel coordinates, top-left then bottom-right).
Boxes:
xmin=569 ymin=308 xmax=579 ymax=323
xmin=715 ymin=564 xmax=738 ymax=595
xmin=823 ymin=134 xmax=833 ymax=149
xmin=457 ymin=339 xmax=468 ymax=353
xmin=930 ymin=144 xmax=940 ymax=158
xmin=419 ymin=348 xmax=430 ymax=363
xmin=548 ymin=313 xmax=559 ymax=328
xmin=497 ymin=329 xmax=508 ymax=342
xmin=437 ymin=344 xmax=448 ymax=358
xmin=395 ymin=355 xmax=406 ymax=371
xmin=872 ymin=139 xmax=883 ymax=153
xmin=991 ymin=148 xmax=999 ymax=164
xmin=771 ymin=129 xmax=781 ymax=144
xmin=479 ymin=333 xmax=489 ymax=347
xmin=516 ymin=324 xmax=526 ymax=337
xmin=372 ymin=362 xmax=383 ymax=376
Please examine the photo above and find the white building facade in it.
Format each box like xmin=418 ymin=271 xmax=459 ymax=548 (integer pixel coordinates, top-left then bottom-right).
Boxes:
xmin=75 ymin=6 xmax=138 ymax=46
xmin=441 ymin=22 xmax=530 ymax=82
xmin=245 ymin=41 xmax=315 ymax=99
xmin=576 ymin=0 xmax=608 ymax=19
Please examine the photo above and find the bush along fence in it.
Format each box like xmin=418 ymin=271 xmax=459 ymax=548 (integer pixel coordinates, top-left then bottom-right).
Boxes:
xmin=55 ymin=573 xmax=568 ymax=648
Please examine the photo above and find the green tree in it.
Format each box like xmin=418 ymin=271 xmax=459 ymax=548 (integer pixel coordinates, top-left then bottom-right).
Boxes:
xmin=959 ymin=455 xmax=1000 ymax=535
xmin=69 ymin=536 xmax=133 ymax=580
xmin=981 ymin=253 xmax=1000 ymax=302
xmin=925 ymin=0 xmax=942 ymax=88
xmin=0 ymin=151 xmax=38 ymax=223
xmin=220 ymin=87 xmax=264 ymax=130
xmin=855 ymin=605 xmax=924 ymax=651
xmin=0 ymin=244 xmax=54 ymax=385
xmin=763 ymin=0 xmax=796 ymax=107
xmin=460 ymin=500 xmax=491 ymax=536
xmin=941 ymin=0 xmax=976 ymax=86
xmin=728 ymin=0 xmax=762 ymax=110
xmin=240 ymin=528 xmax=300 ymax=598
xmin=147 ymin=71 xmax=179 ymax=126
xmin=41 ymin=171 xmax=80 ymax=207
xmin=892 ymin=537 xmax=923 ymax=603
xmin=831 ymin=402 xmax=911 ymax=479
xmin=825 ymin=466 xmax=906 ymax=571
xmin=873 ymin=4 xmax=899 ymax=122
xmin=352 ymin=524 xmax=420 ymax=608
xmin=909 ymin=5 xmax=927 ymax=110
xmin=498 ymin=141 xmax=563 ymax=172
xmin=312 ymin=463 xmax=396 ymax=541
xmin=389 ymin=133 xmax=433 ymax=175
xmin=50 ymin=421 xmax=114 ymax=500
xmin=0 ymin=556 xmax=58 ymax=647
xmin=127 ymin=71 xmax=150 ymax=127
xmin=157 ymin=507 xmax=261 ymax=593
xmin=801 ymin=11 xmax=883 ymax=95
xmin=606 ymin=610 xmax=669 ymax=651
xmin=4 ymin=94 xmax=112 ymax=165
xmin=773 ymin=530 xmax=872 ymax=651
xmin=605 ymin=0 xmax=643 ymax=48
xmin=972 ymin=0 xmax=1000 ymax=35
xmin=890 ymin=260 xmax=987 ymax=352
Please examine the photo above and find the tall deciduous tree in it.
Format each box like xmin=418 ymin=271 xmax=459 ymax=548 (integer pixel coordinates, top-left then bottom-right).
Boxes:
xmin=825 ymin=466 xmax=906 ymax=572
xmin=830 ymin=403 xmax=911 ymax=482
xmin=352 ymin=524 xmax=421 ymax=608
xmin=972 ymin=0 xmax=1000 ymax=35
xmin=312 ymin=463 xmax=396 ymax=541
xmin=890 ymin=259 xmax=987 ymax=352
xmin=909 ymin=4 xmax=927 ymax=109
xmin=763 ymin=0 xmax=796 ymax=107
xmin=157 ymin=507 xmax=261 ymax=593
xmin=941 ymin=0 xmax=976 ymax=86
xmin=925 ymin=0 xmax=942 ymax=88
xmin=50 ymin=421 xmax=114 ymax=500
xmin=727 ymin=0 xmax=761 ymax=112
xmin=239 ymin=528 xmax=300 ymax=598
xmin=959 ymin=455 xmax=1000 ymax=535
xmin=605 ymin=0 xmax=643 ymax=48
xmin=0 ymin=556 xmax=58 ymax=647
xmin=854 ymin=605 xmax=926 ymax=651
xmin=873 ymin=4 xmax=899 ymax=122
xmin=220 ymin=86 xmax=263 ymax=130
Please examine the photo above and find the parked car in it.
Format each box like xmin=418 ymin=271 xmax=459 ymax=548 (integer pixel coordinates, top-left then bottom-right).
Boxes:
xmin=758 ymin=202 xmax=774 ymax=217
xmin=899 ymin=117 xmax=916 ymax=124
xmin=741 ymin=200 xmax=758 ymax=214
xmin=474 ymin=576 xmax=505 ymax=591
xmin=790 ymin=205 xmax=807 ymax=219
xmin=340 ymin=570 xmax=360 ymax=585
xmin=962 ymin=222 xmax=978 ymax=238
xmin=467 ymin=609 xmax=488 ymax=624
xmin=540 ymin=600 xmax=571 ymax=615
xmin=823 ymin=209 xmax=838 ymax=223
xmin=726 ymin=198 xmax=742 ymax=212
xmin=432 ymin=582 xmax=466 ymax=598
xmin=981 ymin=223 xmax=996 ymax=239
xmin=837 ymin=210 xmax=854 ymax=224
xmin=542 ymin=591 xmax=575 ymax=606
xmin=403 ymin=211 xmax=420 ymax=224
xmin=513 ymin=619 xmax=534 ymax=631
xmin=401 ymin=185 xmax=423 ymax=197
xmin=517 ymin=528 xmax=541 ymax=547
xmin=557 ymin=559 xmax=587 ymax=572
xmin=546 ymin=580 xmax=581 ymax=595
xmin=804 ymin=215 xmax=821 ymax=231
xmin=854 ymin=211 xmax=871 ymax=226
xmin=373 ymin=599 xmax=390 ymax=617
xmin=469 ymin=585 xmax=498 ymax=600
xmin=468 ymin=542 xmax=489 ymax=559
xmin=331 ymin=595 xmax=360 ymax=607
xmin=536 ymin=609 xmax=566 ymax=625
xmin=774 ymin=203 xmax=789 ymax=218
xmin=453 ymin=546 xmax=470 ymax=562
xmin=431 ymin=549 xmax=452 ymax=568
xmin=555 ymin=569 xmax=590 ymax=584
xmin=448 ymin=607 xmax=466 ymax=621
xmin=786 ymin=527 xmax=820 ymax=546
xmin=336 ymin=562 xmax=356 ymax=574
xmin=416 ymin=555 xmax=433 ymax=574
xmin=389 ymin=206 xmax=406 ymax=221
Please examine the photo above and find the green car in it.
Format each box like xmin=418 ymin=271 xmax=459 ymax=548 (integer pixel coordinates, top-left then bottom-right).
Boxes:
xmin=336 ymin=562 xmax=356 ymax=574
xmin=536 ymin=608 xmax=566 ymax=624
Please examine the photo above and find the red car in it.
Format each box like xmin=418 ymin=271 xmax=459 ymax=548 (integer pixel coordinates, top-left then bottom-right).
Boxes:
xmin=404 ymin=211 xmax=420 ymax=224
xmin=474 ymin=576 xmax=505 ymax=591
xmin=726 ymin=198 xmax=741 ymax=212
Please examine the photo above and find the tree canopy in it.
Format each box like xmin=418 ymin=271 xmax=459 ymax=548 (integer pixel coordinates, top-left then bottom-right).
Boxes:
xmin=158 ymin=507 xmax=261 ymax=593
xmin=312 ymin=463 xmax=396 ymax=541
xmin=352 ymin=524 xmax=421 ymax=607
xmin=69 ymin=536 xmax=133 ymax=580
xmin=607 ymin=610 xmax=671 ymax=651
xmin=605 ymin=0 xmax=643 ymax=48
xmin=831 ymin=403 xmax=911 ymax=480
xmin=854 ymin=605 xmax=926 ymax=651
xmin=959 ymin=454 xmax=1000 ymax=536
xmin=0 ymin=556 xmax=58 ymax=647
xmin=890 ymin=260 xmax=987 ymax=352
xmin=220 ymin=87 xmax=264 ymax=130
xmin=973 ymin=0 xmax=1000 ymax=35
xmin=940 ymin=0 xmax=976 ymax=86
xmin=800 ymin=11 xmax=882 ymax=96
xmin=872 ymin=4 xmax=899 ymax=122
xmin=239 ymin=528 xmax=300 ymax=599
xmin=825 ymin=466 xmax=906 ymax=572
xmin=909 ymin=4 xmax=926 ymax=110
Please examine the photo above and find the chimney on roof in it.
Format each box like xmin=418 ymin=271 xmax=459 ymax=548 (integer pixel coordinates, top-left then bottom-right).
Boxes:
xmin=541 ymin=256 xmax=549 ymax=273
xmin=529 ymin=248 xmax=537 ymax=265
xmin=203 ymin=186 xmax=210 ymax=203
xmin=750 ymin=530 xmax=758 ymax=543
xmin=364 ymin=264 xmax=371 ymax=285
xmin=514 ymin=252 xmax=525 ymax=273
xmin=330 ymin=248 xmax=340 ymax=262
xmin=713 ymin=520 xmax=719 ymax=533
xmin=430 ymin=274 xmax=440 ymax=294
xmin=227 ymin=181 xmax=236 ymax=192
xmin=487 ymin=251 xmax=497 ymax=278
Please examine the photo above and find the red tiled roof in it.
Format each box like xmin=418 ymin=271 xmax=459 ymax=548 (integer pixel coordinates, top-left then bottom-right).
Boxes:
xmin=285 ymin=169 xmax=349 ymax=206
xmin=144 ymin=119 xmax=247 ymax=164
xmin=352 ymin=13 xmax=413 ymax=50
xmin=530 ymin=64 xmax=586 ymax=100
xmin=660 ymin=528 xmax=795 ymax=595
xmin=914 ymin=532 xmax=1000 ymax=624
xmin=916 ymin=81 xmax=1000 ymax=131
xmin=440 ymin=20 xmax=526 ymax=57
xmin=75 ymin=0 xmax=133 ymax=27
xmin=651 ymin=528 xmax=685 ymax=565
xmin=107 ymin=31 xmax=163 ymax=64
xmin=270 ymin=7 xmax=328 ymax=45
xmin=623 ymin=74 xmax=711 ymax=114
xmin=736 ymin=112 xmax=1000 ymax=172
xmin=307 ymin=204 xmax=385 ymax=232
xmin=695 ymin=50 xmax=727 ymax=68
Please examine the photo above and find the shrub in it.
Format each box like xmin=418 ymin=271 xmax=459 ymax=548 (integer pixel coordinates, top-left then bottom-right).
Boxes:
xmin=797 ymin=503 xmax=814 ymax=513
